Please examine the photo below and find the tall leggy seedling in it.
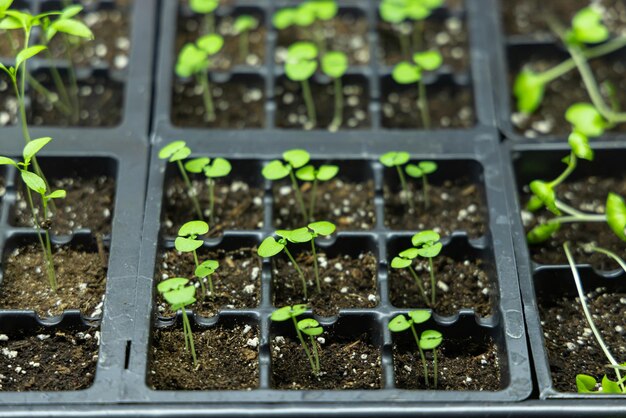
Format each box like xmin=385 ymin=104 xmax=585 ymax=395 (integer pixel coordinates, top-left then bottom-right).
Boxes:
xmin=295 ymin=162 xmax=339 ymax=221
xmin=285 ymin=42 xmax=319 ymax=129
xmin=233 ymin=15 xmax=259 ymax=64
xmin=321 ymin=51 xmax=348 ymax=131
xmin=405 ymin=161 xmax=437 ymax=209
xmin=262 ymin=149 xmax=310 ymax=222
xmin=175 ymin=220 xmax=219 ymax=299
xmin=380 ymin=151 xmax=413 ymax=212
xmin=273 ymin=1 xmax=338 ymax=56
xmin=189 ymin=0 xmax=219 ymax=34
xmin=159 ymin=140 xmax=203 ymax=220
xmin=184 ymin=156 xmax=232 ymax=225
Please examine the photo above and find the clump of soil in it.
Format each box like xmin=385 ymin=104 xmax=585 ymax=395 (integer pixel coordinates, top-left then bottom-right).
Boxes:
xmin=13 ymin=175 xmax=115 ymax=236
xmin=389 ymin=256 xmax=493 ymax=317
xmin=275 ymin=78 xmax=371 ymax=130
xmin=382 ymin=83 xmax=474 ymax=129
xmin=0 ymin=244 xmax=108 ymax=317
xmin=156 ymin=247 xmax=261 ymax=317
xmin=272 ymin=251 xmax=377 ymax=317
xmin=162 ymin=177 xmax=264 ymax=237
xmin=29 ymin=72 xmax=124 ymax=127
xmin=0 ymin=327 xmax=99 ymax=391
xmin=271 ymin=334 xmax=381 ymax=389
xmin=273 ymin=179 xmax=375 ymax=230
xmin=378 ymin=15 xmax=470 ymax=71
xmin=171 ymin=78 xmax=265 ymax=128
xmin=149 ymin=324 xmax=259 ymax=390
xmin=394 ymin=332 xmax=501 ymax=390
xmin=521 ymin=176 xmax=626 ymax=268
xmin=384 ymin=181 xmax=486 ymax=237
xmin=537 ymin=285 xmax=626 ymax=392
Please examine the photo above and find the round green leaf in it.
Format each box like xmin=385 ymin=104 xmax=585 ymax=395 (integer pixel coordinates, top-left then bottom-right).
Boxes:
xmin=527 ymin=222 xmax=561 ymax=244
xmin=391 ymin=256 xmax=412 ymax=269
xmin=233 ymin=15 xmax=258 ymax=34
xmin=189 ymin=0 xmax=219 ymax=14
xmin=316 ymin=165 xmax=339 ymax=181
xmin=294 ymin=5 xmax=316 ymax=26
xmin=576 ymin=374 xmax=598 ymax=393
xmin=412 ymin=230 xmax=440 ymax=247
xmin=565 ymin=103 xmax=605 ymax=137
xmin=163 ymin=285 xmax=196 ymax=307
xmin=176 ymin=44 xmax=208 ymax=77
xmin=197 ymin=33 xmax=224 ymax=55
xmin=157 ymin=277 xmax=189 ymax=294
xmin=529 ymin=180 xmax=559 ymax=215
xmin=408 ymin=310 xmax=431 ymax=324
xmin=178 ymin=220 xmax=209 ymax=237
xmin=309 ymin=0 xmax=337 ymax=20
xmin=297 ymin=318 xmax=323 ymax=336
xmin=572 ymin=7 xmax=609 ymax=44
xmin=568 ymin=131 xmax=594 ymax=161
xmin=413 ymin=50 xmax=442 ymax=71
xmin=195 ymin=259 xmax=219 ymax=277
xmin=51 ymin=18 xmax=93 ymax=39
xmin=308 ymin=221 xmax=336 ymax=236
xmin=606 ymin=193 xmax=626 ymax=242
xmin=284 ymin=227 xmax=313 ymax=243
xmin=321 ymin=51 xmax=348 ymax=79
xmin=204 ymin=157 xmax=231 ymax=178
xmin=262 ymin=160 xmax=291 ymax=180
xmin=419 ymin=329 xmax=442 ymax=350
xmin=380 ymin=151 xmax=410 ymax=167
xmin=379 ymin=1 xmax=406 ymax=23
xmin=21 ymin=170 xmax=46 ymax=194
xmin=23 ymin=137 xmax=51 ymax=163
xmin=159 ymin=141 xmax=187 ymax=160
xmin=416 ymin=242 xmax=442 ymax=258
xmin=258 ymin=236 xmax=285 ymax=257
xmin=285 ymin=59 xmax=318 ymax=81
xmin=405 ymin=2 xmax=429 ymax=20
xmin=514 ymin=69 xmax=545 ymax=114
xmin=398 ymin=248 xmax=419 ymax=259
xmin=273 ymin=8 xmax=295 ymax=30
xmin=175 ymin=236 xmax=204 ymax=253
xmin=388 ymin=314 xmax=412 ymax=332
xmin=392 ymin=62 xmax=421 ymax=84
xmin=295 ymin=165 xmax=316 ymax=181
xmin=418 ymin=161 xmax=438 ymax=174
xmin=283 ymin=149 xmax=311 ymax=168
xmin=184 ymin=157 xmax=210 ymax=173
xmin=405 ymin=164 xmax=423 ymax=178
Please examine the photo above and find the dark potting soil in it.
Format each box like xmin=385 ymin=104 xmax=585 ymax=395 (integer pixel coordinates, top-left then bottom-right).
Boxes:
xmin=156 ymin=247 xmax=261 ymax=317
xmin=378 ymin=15 xmax=470 ymax=72
xmin=0 ymin=327 xmax=99 ymax=391
xmin=275 ymin=12 xmax=370 ymax=66
xmin=149 ymin=324 xmax=259 ymax=390
xmin=273 ymin=179 xmax=376 ymax=230
xmin=0 ymin=73 xmax=18 ymax=127
xmin=162 ymin=177 xmax=264 ymax=237
xmin=501 ymin=0 xmax=626 ymax=38
xmin=384 ymin=181 xmax=486 ymax=237
xmin=521 ymin=176 xmax=626 ymax=268
xmin=537 ymin=285 xmax=626 ymax=392
xmin=29 ymin=72 xmax=124 ymax=127
xmin=176 ymin=14 xmax=266 ymax=70
xmin=510 ymin=55 xmax=626 ymax=137
xmin=13 ymin=175 xmax=115 ymax=236
xmin=389 ymin=256 xmax=493 ymax=317
xmin=271 ymin=334 xmax=381 ymax=389
xmin=382 ymin=82 xmax=474 ymax=129
xmin=171 ymin=77 xmax=265 ymax=128
xmin=0 ymin=244 xmax=108 ymax=317
xmin=0 ymin=29 xmax=24 ymax=58
xmin=275 ymin=78 xmax=371 ymax=130
xmin=272 ymin=252 xmax=378 ymax=317
xmin=393 ymin=332 xmax=501 ymax=390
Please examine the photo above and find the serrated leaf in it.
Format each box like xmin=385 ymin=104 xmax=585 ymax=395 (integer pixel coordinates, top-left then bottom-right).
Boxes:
xmin=184 ymin=157 xmax=210 ymax=173
xmin=388 ymin=314 xmax=412 ymax=332
xmin=258 ymin=236 xmax=285 ymax=257
xmin=392 ymin=62 xmax=421 ymax=84
xmin=380 ymin=151 xmax=410 ymax=167
xmin=419 ymin=329 xmax=442 ymax=350
xmin=23 ymin=137 xmax=51 ymax=163
xmin=606 ymin=193 xmax=626 ymax=242
xmin=308 ymin=221 xmax=336 ymax=236
xmin=21 ymin=170 xmax=46 ymax=194
xmin=178 ymin=220 xmax=209 ymax=237
xmin=262 ymin=160 xmax=290 ymax=180
xmin=175 ymin=236 xmax=204 ymax=253
xmin=408 ymin=310 xmax=431 ymax=324
xmin=283 ymin=149 xmax=310 ymax=168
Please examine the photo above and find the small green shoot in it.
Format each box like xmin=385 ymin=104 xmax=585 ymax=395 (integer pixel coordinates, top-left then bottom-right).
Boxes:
xmin=184 ymin=156 xmax=232 ymax=225
xmin=295 ymin=162 xmax=339 ymax=221
xmin=285 ymin=42 xmax=319 ymax=129
xmin=405 ymin=161 xmax=437 ymax=209
xmin=388 ymin=310 xmax=442 ymax=388
xmin=189 ymin=0 xmax=219 ymax=34
xmin=273 ymin=1 xmax=337 ymax=56
xmin=175 ymin=220 xmax=218 ymax=299
xmin=262 ymin=149 xmax=311 ymax=222
xmin=379 ymin=151 xmax=414 ymax=212
xmin=157 ymin=277 xmax=198 ymax=366
xmin=321 ymin=50 xmax=348 ymax=131
xmin=159 ymin=140 xmax=203 ymax=220
xmin=271 ymin=305 xmax=323 ymax=375
xmin=565 ymin=103 xmax=606 ymax=138
xmin=233 ymin=14 xmax=259 ymax=64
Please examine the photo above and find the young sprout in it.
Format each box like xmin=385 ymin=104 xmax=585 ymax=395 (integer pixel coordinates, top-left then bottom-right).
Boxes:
xmin=321 ymin=51 xmax=348 ymax=131
xmin=391 ymin=230 xmax=442 ymax=306
xmin=285 ymin=42 xmax=319 ymax=129
xmin=379 ymin=151 xmax=414 ymax=213
xmin=262 ymin=149 xmax=311 ymax=222
xmin=565 ymin=102 xmax=606 ymax=138
xmin=273 ymin=1 xmax=337 ymax=55
xmin=295 ymin=162 xmax=339 ymax=221
xmin=392 ymin=50 xmax=443 ymax=129
xmin=405 ymin=161 xmax=437 ymax=209
xmin=184 ymin=156 xmax=232 ymax=225
xmin=189 ymin=0 xmax=219 ymax=34
xmin=271 ymin=305 xmax=324 ymax=375
xmin=0 ymin=137 xmax=66 ymax=292
xmin=157 ymin=277 xmax=198 ymax=366
xmin=174 ymin=220 xmax=217 ymax=299
xmin=233 ymin=15 xmax=259 ymax=64
xmin=158 ymin=140 xmax=203 ymax=220
xmin=388 ymin=310 xmax=443 ymax=388
xmin=176 ymin=33 xmax=224 ymax=123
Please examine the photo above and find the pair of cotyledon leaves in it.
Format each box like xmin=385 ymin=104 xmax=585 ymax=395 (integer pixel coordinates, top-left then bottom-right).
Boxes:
xmin=285 ymin=42 xmax=348 ymax=82
xmin=270 ymin=304 xmax=323 ymax=336
xmin=391 ymin=230 xmax=442 ymax=269
xmin=262 ymin=149 xmax=339 ymax=183
xmin=159 ymin=140 xmax=232 ymax=178
xmin=258 ymin=221 xmax=336 ymax=258
xmin=176 ymin=34 xmax=224 ymax=78
xmin=173 ymin=220 xmax=219 ymax=278
xmin=392 ymin=51 xmax=443 ymax=84
xmin=273 ymin=1 xmax=337 ymax=30
xmin=379 ymin=151 xmax=438 ymax=179
xmin=388 ymin=310 xmax=442 ymax=350
xmin=379 ymin=0 xmax=443 ymax=24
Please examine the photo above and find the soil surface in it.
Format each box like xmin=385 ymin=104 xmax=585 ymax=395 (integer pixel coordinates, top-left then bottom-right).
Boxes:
xmin=271 ymin=334 xmax=381 ymax=389
xmin=537 ymin=284 xmax=626 ymax=392
xmin=0 ymin=29 xmax=24 ymax=58
xmin=521 ymin=176 xmax=626 ymax=268
xmin=171 ymin=77 xmax=265 ymax=128
xmin=273 ymin=179 xmax=375 ymax=230
xmin=510 ymin=54 xmax=626 ymax=137
xmin=29 ymin=72 xmax=124 ymax=127
xmin=384 ymin=181 xmax=486 ymax=237
xmin=176 ymin=14 xmax=266 ymax=70
xmin=394 ymin=332 xmax=501 ymax=390
xmin=382 ymin=82 xmax=474 ymax=129
xmin=0 ymin=327 xmax=99 ymax=391
xmin=272 ymin=251 xmax=378 ymax=317
xmin=13 ymin=175 xmax=115 ymax=236
xmin=275 ymin=78 xmax=371 ymax=130
xmin=389 ymin=256 xmax=493 ymax=317
xmin=378 ymin=16 xmax=470 ymax=71
xmin=275 ymin=12 xmax=370 ymax=66
xmin=0 ymin=244 xmax=108 ymax=317
xmin=162 ymin=177 xmax=264 ymax=237
xmin=149 ymin=324 xmax=259 ymax=390
xmin=156 ymin=247 xmax=261 ymax=317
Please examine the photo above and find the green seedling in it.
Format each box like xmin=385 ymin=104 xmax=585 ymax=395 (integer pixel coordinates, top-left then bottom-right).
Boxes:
xmin=233 ymin=15 xmax=259 ymax=64
xmin=379 ymin=151 xmax=414 ymax=212
xmin=273 ymin=1 xmax=337 ymax=56
xmin=563 ymin=243 xmax=625 ymax=394
xmin=271 ymin=305 xmax=323 ymax=375
xmin=392 ymin=50 xmax=442 ymax=129
xmin=174 ymin=220 xmax=219 ymax=299
xmin=295 ymin=162 xmax=339 ymax=221
xmin=388 ymin=310 xmax=442 ymax=388
xmin=189 ymin=0 xmax=219 ymax=34
xmin=176 ymin=33 xmax=224 ymax=123
xmin=184 ymin=156 xmax=232 ymax=225
xmin=0 ymin=137 xmax=66 ymax=292
xmin=321 ymin=50 xmax=348 ymax=131
xmin=262 ymin=149 xmax=311 ymax=222
xmin=391 ymin=230 xmax=442 ymax=306
xmin=285 ymin=42 xmax=319 ymax=129
xmin=159 ymin=140 xmax=203 ymax=220
xmin=157 ymin=277 xmax=198 ymax=366
xmin=565 ymin=102 xmax=606 ymax=138
xmin=405 ymin=161 xmax=437 ymax=209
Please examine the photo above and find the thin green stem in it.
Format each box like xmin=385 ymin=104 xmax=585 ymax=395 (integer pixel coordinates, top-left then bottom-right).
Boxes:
xmin=410 ymin=324 xmax=429 ymax=387
xmin=399 ymin=32 xmax=411 ymax=60
xmin=422 ymin=175 xmax=430 ymax=209
xmin=25 ymin=187 xmax=56 ymax=291
xmin=396 ymin=165 xmax=415 ymax=213
xmin=555 ymin=199 xmax=586 ymax=217
xmin=408 ymin=265 xmax=429 ymax=305
xmin=203 ymin=13 xmax=215 ymax=35
xmin=585 ymin=245 xmax=626 ymax=273
xmin=292 ymin=316 xmax=316 ymax=373
xmin=548 ymin=153 xmax=576 ymax=188
xmin=182 ymin=309 xmax=198 ymax=367
xmin=301 ymin=79 xmax=317 ymax=128
xmin=288 ymin=170 xmax=308 ymax=222
xmin=176 ymin=160 xmax=203 ymax=220
xmin=62 ymin=36 xmax=80 ymax=123
xmin=549 ymin=214 xmax=606 ymax=224
xmin=41 ymin=41 xmax=72 ymax=111
xmin=329 ymin=77 xmax=343 ymax=131
xmin=314 ymin=21 xmax=327 ymax=57
xmin=428 ymin=258 xmax=436 ymax=307
xmin=193 ymin=249 xmax=207 ymax=298
xmin=417 ymin=79 xmax=431 ymax=129
xmin=239 ymin=29 xmax=249 ymax=64
xmin=412 ymin=20 xmax=424 ymax=51
xmin=25 ymin=73 xmax=73 ymax=115
xmin=197 ymin=71 xmax=216 ymax=122
xmin=311 ymin=240 xmax=321 ymax=293
xmin=310 ymin=334 xmax=320 ymax=375
xmin=308 ymin=178 xmax=318 ymax=221
xmin=41 ymin=197 xmax=57 ymax=291
xmin=284 ymin=246 xmax=308 ymax=300
xmin=208 ymin=178 xmax=215 ymax=225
